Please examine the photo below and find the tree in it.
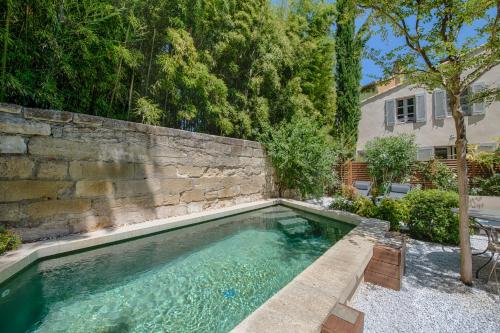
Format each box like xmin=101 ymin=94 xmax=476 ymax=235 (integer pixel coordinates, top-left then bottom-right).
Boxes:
xmin=262 ymin=115 xmax=336 ymax=198
xmin=364 ymin=134 xmax=418 ymax=193
xmin=333 ymin=0 xmax=369 ymax=159
xmin=360 ymin=0 xmax=499 ymax=284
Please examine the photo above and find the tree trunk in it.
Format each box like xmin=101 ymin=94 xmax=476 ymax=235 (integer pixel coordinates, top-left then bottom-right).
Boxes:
xmin=450 ymin=93 xmax=473 ymax=285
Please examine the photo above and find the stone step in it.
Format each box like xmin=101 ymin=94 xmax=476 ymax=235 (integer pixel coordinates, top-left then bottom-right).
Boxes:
xmin=262 ymin=211 xmax=298 ymax=220
xmin=278 ymin=217 xmax=308 ymax=228
xmin=278 ymin=217 xmax=310 ymax=236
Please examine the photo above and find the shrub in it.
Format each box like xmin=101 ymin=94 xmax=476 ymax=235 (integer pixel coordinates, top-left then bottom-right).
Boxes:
xmin=330 ymin=195 xmax=378 ymax=218
xmin=364 ymin=134 xmax=418 ymax=192
xmin=0 ymin=227 xmax=21 ymax=255
xmin=353 ymin=196 xmax=378 ymax=218
xmin=329 ymin=196 xmax=356 ymax=213
xmin=467 ymin=141 xmax=500 ymax=176
xmin=377 ymin=198 xmax=409 ymax=231
xmin=414 ymin=159 xmax=457 ymax=192
xmin=470 ymin=174 xmax=500 ymax=196
xmin=341 ymin=184 xmax=358 ymax=201
xmin=262 ymin=116 xmax=336 ymax=198
xmin=403 ymin=189 xmax=460 ymax=244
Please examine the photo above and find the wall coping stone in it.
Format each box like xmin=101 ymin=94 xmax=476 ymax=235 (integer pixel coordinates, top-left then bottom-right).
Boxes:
xmin=24 ymin=107 xmax=74 ymax=123
xmin=0 ymin=103 xmax=22 ymax=114
xmin=0 ymin=104 xmax=263 ymax=148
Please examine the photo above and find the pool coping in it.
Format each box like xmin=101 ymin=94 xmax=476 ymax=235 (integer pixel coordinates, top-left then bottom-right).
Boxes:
xmin=0 ymin=198 xmax=389 ymax=333
xmin=231 ymin=199 xmax=389 ymax=333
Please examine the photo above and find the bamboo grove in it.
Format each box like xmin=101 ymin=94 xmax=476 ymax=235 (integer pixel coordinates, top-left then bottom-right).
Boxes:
xmin=0 ymin=0 xmax=338 ymax=139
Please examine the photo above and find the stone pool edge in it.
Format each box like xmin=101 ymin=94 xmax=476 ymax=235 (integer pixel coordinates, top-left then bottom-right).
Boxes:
xmin=0 ymin=199 xmax=278 ymax=284
xmin=0 ymin=198 xmax=389 ymax=333
xmin=231 ymin=199 xmax=389 ymax=333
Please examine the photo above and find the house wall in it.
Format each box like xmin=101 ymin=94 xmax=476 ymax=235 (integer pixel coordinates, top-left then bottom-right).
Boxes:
xmin=0 ymin=105 xmax=275 ymax=241
xmin=358 ymin=64 xmax=500 ymax=158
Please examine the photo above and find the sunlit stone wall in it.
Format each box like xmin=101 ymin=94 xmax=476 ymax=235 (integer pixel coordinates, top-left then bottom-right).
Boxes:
xmin=0 ymin=104 xmax=275 ymax=241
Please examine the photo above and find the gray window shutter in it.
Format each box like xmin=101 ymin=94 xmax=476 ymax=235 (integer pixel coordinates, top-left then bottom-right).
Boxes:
xmin=417 ymin=147 xmax=434 ymax=161
xmin=477 ymin=143 xmax=497 ymax=152
xmin=415 ymin=93 xmax=426 ymax=123
xmin=433 ymin=89 xmax=447 ymax=119
xmin=385 ymin=99 xmax=396 ymax=126
xmin=472 ymin=82 xmax=486 ymax=115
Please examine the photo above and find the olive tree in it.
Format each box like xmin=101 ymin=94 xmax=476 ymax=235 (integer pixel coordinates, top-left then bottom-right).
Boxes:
xmin=364 ymin=134 xmax=418 ymax=193
xmin=359 ymin=0 xmax=499 ymax=284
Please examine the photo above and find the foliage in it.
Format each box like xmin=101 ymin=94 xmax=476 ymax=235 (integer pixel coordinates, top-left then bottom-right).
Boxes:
xmin=470 ymin=174 xmax=500 ymax=196
xmin=467 ymin=140 xmax=499 ymax=196
xmin=330 ymin=196 xmax=356 ymax=213
xmin=332 ymin=0 xmax=369 ymax=159
xmin=360 ymin=0 xmax=499 ymax=101
xmin=0 ymin=226 xmax=21 ymax=255
xmin=403 ymin=190 xmax=460 ymax=245
xmin=341 ymin=184 xmax=358 ymax=201
xmin=134 ymin=97 xmax=163 ymax=125
xmin=414 ymin=160 xmax=458 ymax=192
xmin=353 ymin=196 xmax=378 ymax=218
xmin=329 ymin=194 xmax=378 ymax=219
xmin=467 ymin=141 xmax=500 ymax=176
xmin=364 ymin=134 xmax=417 ymax=192
xmin=377 ymin=198 xmax=409 ymax=232
xmin=262 ymin=115 xmax=336 ymax=198
xmin=0 ymin=0 xmax=337 ymax=140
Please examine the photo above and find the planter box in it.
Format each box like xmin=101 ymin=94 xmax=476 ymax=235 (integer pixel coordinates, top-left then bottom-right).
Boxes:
xmin=364 ymin=233 xmax=406 ymax=291
xmin=321 ymin=303 xmax=364 ymax=333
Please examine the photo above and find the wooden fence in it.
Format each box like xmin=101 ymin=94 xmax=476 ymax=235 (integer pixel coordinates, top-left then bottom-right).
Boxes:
xmin=338 ymin=160 xmax=492 ymax=188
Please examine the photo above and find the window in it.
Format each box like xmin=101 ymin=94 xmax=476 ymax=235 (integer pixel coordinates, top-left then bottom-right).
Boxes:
xmin=448 ymin=146 xmax=457 ymax=159
xmin=434 ymin=147 xmax=448 ymax=159
xmin=434 ymin=146 xmax=456 ymax=160
xmin=396 ymin=96 xmax=415 ymax=123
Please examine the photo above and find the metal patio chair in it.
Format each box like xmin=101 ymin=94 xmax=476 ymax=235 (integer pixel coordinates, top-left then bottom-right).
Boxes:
xmin=473 ymin=220 xmax=500 ymax=295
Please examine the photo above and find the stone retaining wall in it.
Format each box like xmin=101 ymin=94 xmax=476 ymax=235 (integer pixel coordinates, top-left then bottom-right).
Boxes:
xmin=0 ymin=104 xmax=275 ymax=241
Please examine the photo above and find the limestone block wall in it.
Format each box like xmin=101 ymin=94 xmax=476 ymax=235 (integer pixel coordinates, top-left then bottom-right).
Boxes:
xmin=0 ymin=104 xmax=275 ymax=241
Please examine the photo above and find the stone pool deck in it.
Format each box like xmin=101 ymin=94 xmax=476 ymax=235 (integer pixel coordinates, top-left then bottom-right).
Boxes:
xmin=351 ymin=236 xmax=500 ymax=333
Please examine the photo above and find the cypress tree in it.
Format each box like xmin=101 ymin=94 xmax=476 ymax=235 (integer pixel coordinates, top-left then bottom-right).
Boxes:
xmin=333 ymin=0 xmax=364 ymax=158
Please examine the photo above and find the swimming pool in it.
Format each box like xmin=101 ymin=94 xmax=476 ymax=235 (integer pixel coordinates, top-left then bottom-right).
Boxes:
xmin=0 ymin=205 xmax=354 ymax=333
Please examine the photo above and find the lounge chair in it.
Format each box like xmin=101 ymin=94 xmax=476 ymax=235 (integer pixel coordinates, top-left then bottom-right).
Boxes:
xmin=376 ymin=183 xmax=411 ymax=203
xmin=385 ymin=183 xmax=411 ymax=199
xmin=353 ymin=181 xmax=372 ymax=197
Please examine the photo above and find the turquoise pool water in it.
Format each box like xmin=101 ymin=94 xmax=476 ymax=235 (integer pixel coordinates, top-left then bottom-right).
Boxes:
xmin=0 ymin=205 xmax=354 ymax=333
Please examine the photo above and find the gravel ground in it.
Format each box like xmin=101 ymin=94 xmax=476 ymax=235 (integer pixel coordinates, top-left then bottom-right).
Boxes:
xmin=306 ymin=198 xmax=500 ymax=333
xmin=352 ymin=236 xmax=500 ymax=333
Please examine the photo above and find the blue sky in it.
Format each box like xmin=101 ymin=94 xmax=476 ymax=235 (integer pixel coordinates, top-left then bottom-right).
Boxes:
xmin=359 ymin=8 xmax=495 ymax=85
xmin=270 ymin=1 xmax=494 ymax=86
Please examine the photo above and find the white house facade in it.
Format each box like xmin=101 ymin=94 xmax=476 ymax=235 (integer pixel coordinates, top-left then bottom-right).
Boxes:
xmin=357 ymin=64 xmax=500 ymax=160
